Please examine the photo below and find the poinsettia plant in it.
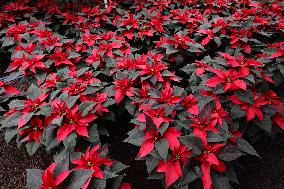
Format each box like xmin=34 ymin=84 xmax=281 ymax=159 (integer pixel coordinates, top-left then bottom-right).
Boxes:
xmin=0 ymin=0 xmax=283 ymax=188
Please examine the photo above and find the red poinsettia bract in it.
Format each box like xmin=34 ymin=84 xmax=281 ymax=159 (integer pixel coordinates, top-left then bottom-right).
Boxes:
xmin=71 ymin=145 xmax=114 ymax=189
xmin=56 ymin=105 xmax=97 ymax=141
xmin=156 ymin=144 xmax=191 ymax=187
xmin=40 ymin=163 xmax=71 ymax=189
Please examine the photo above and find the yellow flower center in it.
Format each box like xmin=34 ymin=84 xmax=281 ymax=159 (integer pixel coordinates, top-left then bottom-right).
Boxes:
xmin=69 ymin=119 xmax=74 ymax=124
xmin=175 ymin=154 xmax=181 ymax=160
xmin=226 ymin=77 xmax=232 ymax=83
xmin=87 ymin=161 xmax=93 ymax=167
xmin=203 ymin=150 xmax=211 ymax=155
xmin=32 ymin=104 xmax=39 ymax=109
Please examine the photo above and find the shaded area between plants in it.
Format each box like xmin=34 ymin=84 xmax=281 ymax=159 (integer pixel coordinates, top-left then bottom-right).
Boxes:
xmin=235 ymin=132 xmax=284 ymax=189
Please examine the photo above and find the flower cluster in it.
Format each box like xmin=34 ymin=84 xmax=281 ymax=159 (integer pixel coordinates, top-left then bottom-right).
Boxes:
xmin=0 ymin=0 xmax=283 ymax=188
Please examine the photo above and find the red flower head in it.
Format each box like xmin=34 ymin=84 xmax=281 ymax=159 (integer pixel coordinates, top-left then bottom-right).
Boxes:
xmin=139 ymin=106 xmax=172 ymax=128
xmin=82 ymin=33 xmax=98 ymax=47
xmin=48 ymin=99 xmax=68 ymax=122
xmin=120 ymin=183 xmax=131 ymax=189
xmin=21 ymin=54 xmax=46 ymax=74
xmin=18 ymin=93 xmax=49 ymax=128
xmin=137 ymin=61 xmax=167 ymax=83
xmin=156 ymin=82 xmax=181 ymax=105
xmin=41 ymin=73 xmax=60 ymax=90
xmin=48 ymin=48 xmax=74 ymax=67
xmin=98 ymin=41 xmax=122 ymax=58
xmin=210 ymin=105 xmax=228 ymax=125
xmin=113 ymin=78 xmax=134 ymax=104
xmin=115 ymin=56 xmax=136 ymax=70
xmin=76 ymin=71 xmax=101 ymax=85
xmin=32 ymin=29 xmax=53 ymax=38
xmin=19 ymin=116 xmax=47 ymax=143
xmin=261 ymin=90 xmax=282 ymax=107
xmin=229 ymin=92 xmax=267 ymax=121
xmin=206 ymin=68 xmax=248 ymax=91
xmin=63 ymin=82 xmax=86 ymax=96
xmin=219 ymin=53 xmax=263 ymax=76
xmin=120 ymin=13 xmax=139 ymax=29
xmin=170 ymin=33 xmax=193 ymax=49
xmin=157 ymin=144 xmax=191 ymax=187
xmin=72 ymin=145 xmax=114 ymax=189
xmin=80 ymin=92 xmax=109 ymax=116
xmin=56 ymin=105 xmax=97 ymax=141
xmin=190 ymin=116 xmax=218 ymax=137
xmin=40 ymin=163 xmax=71 ymax=189
xmin=40 ymin=36 xmax=62 ymax=48
xmin=15 ymin=42 xmax=36 ymax=54
xmin=85 ymin=49 xmax=103 ymax=67
xmin=196 ymin=141 xmax=226 ymax=189
xmin=137 ymin=127 xmax=181 ymax=158
xmin=182 ymin=94 xmax=199 ymax=115
xmin=7 ymin=23 xmax=28 ymax=41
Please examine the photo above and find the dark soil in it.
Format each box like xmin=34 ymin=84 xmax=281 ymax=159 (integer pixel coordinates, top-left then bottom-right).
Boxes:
xmin=234 ymin=133 xmax=284 ymax=189
xmin=0 ymin=137 xmax=53 ymax=189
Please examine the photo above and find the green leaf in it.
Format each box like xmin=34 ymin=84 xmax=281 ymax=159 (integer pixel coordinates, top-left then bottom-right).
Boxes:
xmin=2 ymin=37 xmax=14 ymax=47
xmin=179 ymin=165 xmax=201 ymax=186
xmin=66 ymin=96 xmax=79 ymax=108
xmin=212 ymin=171 xmax=230 ymax=189
xmin=89 ymin=178 xmax=106 ymax=189
xmin=179 ymin=135 xmax=203 ymax=155
xmin=43 ymin=126 xmax=59 ymax=151
xmin=54 ymin=153 xmax=70 ymax=175
xmin=52 ymin=116 xmax=63 ymax=126
xmin=155 ymin=138 xmax=169 ymax=160
xmin=111 ymin=161 xmax=128 ymax=174
xmin=1 ymin=112 xmax=21 ymax=129
xmin=235 ymin=90 xmax=254 ymax=104
xmin=236 ymin=138 xmax=259 ymax=157
xmin=104 ymin=170 xmax=118 ymax=179
xmin=50 ymin=90 xmax=61 ymax=100
xmin=8 ymin=99 xmax=24 ymax=109
xmin=146 ymin=155 xmax=159 ymax=173
xmin=124 ymin=128 xmax=145 ymax=146
xmin=253 ymin=114 xmax=272 ymax=133
xmin=26 ymin=141 xmax=41 ymax=156
xmin=68 ymin=51 xmax=81 ymax=59
xmin=64 ymin=169 xmax=94 ymax=189
xmin=197 ymin=96 xmax=213 ymax=112
xmin=214 ymin=37 xmax=221 ymax=46
xmin=78 ymin=101 xmax=94 ymax=111
xmin=207 ymin=131 xmax=225 ymax=143
xmin=26 ymin=169 xmax=43 ymax=189
xmin=27 ymin=84 xmax=41 ymax=100
xmin=230 ymin=105 xmax=245 ymax=119
xmin=125 ymin=99 xmax=136 ymax=116
xmin=218 ymin=145 xmax=243 ymax=161
xmin=163 ymin=44 xmax=178 ymax=54
xmin=63 ymin=132 xmax=77 ymax=153
xmin=87 ymin=123 xmax=100 ymax=143
xmin=4 ymin=128 xmax=18 ymax=143
xmin=76 ymin=67 xmax=89 ymax=76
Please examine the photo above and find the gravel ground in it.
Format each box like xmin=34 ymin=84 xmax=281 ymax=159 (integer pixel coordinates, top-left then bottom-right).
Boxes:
xmin=0 ymin=137 xmax=53 ymax=189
